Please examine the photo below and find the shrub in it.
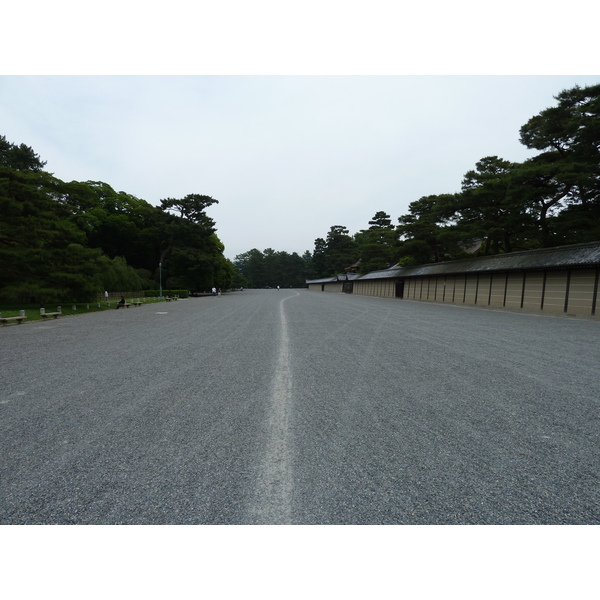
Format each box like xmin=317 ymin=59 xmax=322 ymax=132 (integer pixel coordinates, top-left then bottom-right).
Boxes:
xmin=143 ymin=289 xmax=189 ymax=298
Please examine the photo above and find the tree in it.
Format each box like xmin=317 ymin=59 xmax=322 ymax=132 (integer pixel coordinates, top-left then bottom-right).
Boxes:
xmin=300 ymin=250 xmax=314 ymax=281
xmin=234 ymin=249 xmax=266 ymax=288
xmin=310 ymin=238 xmax=328 ymax=278
xmin=160 ymin=194 xmax=218 ymax=229
xmin=272 ymin=251 xmax=306 ymax=287
xmin=518 ymin=83 xmax=600 ymax=246
xmin=0 ymin=135 xmax=47 ymax=172
xmin=157 ymin=193 xmax=225 ymax=290
xmin=59 ymin=180 xmax=166 ymax=274
xmin=157 ymin=217 xmax=229 ymax=292
xmin=510 ymin=155 xmax=577 ymax=247
xmin=356 ymin=211 xmax=398 ymax=272
xmin=397 ymin=195 xmax=461 ymax=264
xmin=96 ymin=255 xmax=145 ymax=293
xmin=0 ymin=167 xmax=104 ymax=302
xmin=325 ymin=225 xmax=359 ymax=274
xmin=233 ymin=248 xmax=308 ymax=288
xmin=228 ymin=259 xmax=248 ymax=288
xmin=263 ymin=248 xmax=279 ymax=286
xmin=1 ymin=135 xmax=232 ymax=300
xmin=457 ymin=156 xmax=534 ymax=254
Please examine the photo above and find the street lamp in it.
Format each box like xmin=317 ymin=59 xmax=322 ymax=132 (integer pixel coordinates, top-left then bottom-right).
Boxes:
xmin=159 ymin=262 xmax=162 ymax=298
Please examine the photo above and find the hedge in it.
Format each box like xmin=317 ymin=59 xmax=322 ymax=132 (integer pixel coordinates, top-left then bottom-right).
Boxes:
xmin=143 ymin=289 xmax=189 ymax=298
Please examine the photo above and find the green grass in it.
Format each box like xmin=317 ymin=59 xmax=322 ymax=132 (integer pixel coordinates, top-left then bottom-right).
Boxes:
xmin=0 ymin=297 xmax=171 ymax=324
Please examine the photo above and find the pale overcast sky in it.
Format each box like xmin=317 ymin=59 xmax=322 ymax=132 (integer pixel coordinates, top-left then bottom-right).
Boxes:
xmin=2 ymin=4 xmax=598 ymax=260
xmin=3 ymin=75 xmax=599 ymax=260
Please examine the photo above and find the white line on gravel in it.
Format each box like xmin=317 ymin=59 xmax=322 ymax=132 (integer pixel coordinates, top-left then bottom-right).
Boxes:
xmin=248 ymin=292 xmax=299 ymax=524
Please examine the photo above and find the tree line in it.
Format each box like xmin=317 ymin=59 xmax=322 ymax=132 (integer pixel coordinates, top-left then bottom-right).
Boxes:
xmin=1 ymin=138 xmax=233 ymax=303
xmin=234 ymin=83 xmax=600 ymax=286
xmin=3 ymin=83 xmax=598 ymax=298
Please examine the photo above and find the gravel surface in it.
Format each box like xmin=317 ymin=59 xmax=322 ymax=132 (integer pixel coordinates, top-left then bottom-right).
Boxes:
xmin=1 ymin=290 xmax=598 ymax=524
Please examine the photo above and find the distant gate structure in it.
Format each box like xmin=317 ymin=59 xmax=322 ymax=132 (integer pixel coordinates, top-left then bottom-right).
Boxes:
xmin=306 ymin=241 xmax=600 ymax=319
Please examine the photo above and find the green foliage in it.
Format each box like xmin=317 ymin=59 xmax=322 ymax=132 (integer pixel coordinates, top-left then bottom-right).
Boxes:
xmin=233 ymin=248 xmax=310 ymax=288
xmin=135 ymin=268 xmax=156 ymax=289
xmin=2 ymin=82 xmax=599 ymax=299
xmin=160 ymin=194 xmax=218 ymax=229
xmin=324 ymin=225 xmax=359 ymax=275
xmin=456 ymin=156 xmax=536 ymax=253
xmin=0 ymin=135 xmax=46 ymax=171
xmin=397 ymin=195 xmax=462 ymax=263
xmin=96 ymin=255 xmax=145 ymax=293
xmin=308 ymin=238 xmax=327 ymax=278
xmin=229 ymin=260 xmax=248 ymax=288
xmin=0 ymin=135 xmax=231 ymax=303
xmin=517 ymin=83 xmax=600 ymax=246
xmin=143 ymin=289 xmax=190 ymax=298
xmin=212 ymin=252 xmax=235 ymax=290
xmin=233 ymin=249 xmax=266 ymax=287
xmin=356 ymin=211 xmax=399 ymax=273
xmin=291 ymin=84 xmax=600 ymax=273
xmin=0 ymin=163 xmax=105 ymax=302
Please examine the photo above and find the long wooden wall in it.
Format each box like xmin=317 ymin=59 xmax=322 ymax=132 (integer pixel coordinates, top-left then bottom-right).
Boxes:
xmin=353 ymin=279 xmax=396 ymax=298
xmin=322 ymin=282 xmax=344 ymax=293
xmin=356 ymin=268 xmax=599 ymax=318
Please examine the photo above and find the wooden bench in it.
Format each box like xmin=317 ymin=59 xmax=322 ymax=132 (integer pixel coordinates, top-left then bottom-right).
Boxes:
xmin=0 ymin=316 xmax=26 ymax=325
xmin=164 ymin=297 xmax=173 ymax=302
xmin=132 ymin=301 xmax=142 ymax=307
xmin=40 ymin=311 xmax=62 ymax=319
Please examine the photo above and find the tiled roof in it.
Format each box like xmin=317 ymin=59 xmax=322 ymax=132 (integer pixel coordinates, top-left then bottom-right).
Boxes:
xmin=356 ymin=241 xmax=600 ymax=281
xmin=306 ymin=272 xmax=362 ymax=284
xmin=306 ymin=242 xmax=600 ymax=284
xmin=355 ymin=267 xmax=404 ymax=281
xmin=306 ymin=276 xmax=339 ymax=284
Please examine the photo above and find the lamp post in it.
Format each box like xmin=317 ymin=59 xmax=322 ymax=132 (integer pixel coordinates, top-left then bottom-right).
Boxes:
xmin=159 ymin=262 xmax=162 ymax=298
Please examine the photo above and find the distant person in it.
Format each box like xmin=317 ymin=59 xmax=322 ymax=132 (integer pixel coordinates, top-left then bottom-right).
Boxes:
xmin=104 ymin=290 xmax=109 ymax=300
xmin=277 ymin=285 xmax=280 ymax=291
xmin=218 ymin=288 xmax=222 ymax=297
xmin=116 ymin=295 xmax=126 ymax=309
xmin=212 ymin=287 xmax=217 ymax=296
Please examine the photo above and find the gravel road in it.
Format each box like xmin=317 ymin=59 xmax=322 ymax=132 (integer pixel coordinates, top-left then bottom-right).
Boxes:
xmin=1 ymin=290 xmax=598 ymax=524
